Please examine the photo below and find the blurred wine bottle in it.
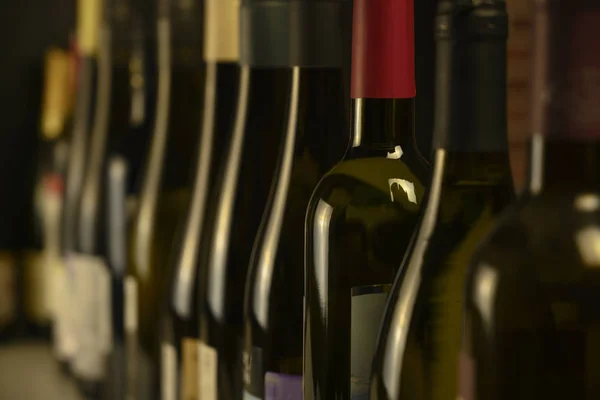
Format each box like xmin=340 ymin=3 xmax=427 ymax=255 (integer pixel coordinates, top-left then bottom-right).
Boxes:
xmin=102 ymin=3 xmax=158 ymax=400
xmin=369 ymin=1 xmax=514 ymax=399
xmin=20 ymin=0 xmax=76 ymax=341
xmin=160 ymin=0 xmax=239 ymax=399
xmin=69 ymin=0 xmax=142 ymax=396
xmin=241 ymin=1 xmax=352 ymax=399
xmin=460 ymin=1 xmax=600 ymax=399
xmin=194 ymin=0 xmax=301 ymax=397
xmin=126 ymin=0 xmax=204 ymax=398
xmin=59 ymin=0 xmax=102 ymax=373
xmin=302 ymin=0 xmax=431 ymax=398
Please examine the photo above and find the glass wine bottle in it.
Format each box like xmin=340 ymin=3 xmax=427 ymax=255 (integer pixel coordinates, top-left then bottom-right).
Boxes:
xmin=194 ymin=2 xmax=294 ymax=399
xmin=460 ymin=1 xmax=600 ymax=399
xmin=59 ymin=0 xmax=102 ymax=374
xmin=369 ymin=1 xmax=515 ymax=399
xmin=303 ymin=0 xmax=430 ymax=398
xmin=125 ymin=0 xmax=204 ymax=398
xmin=160 ymin=0 xmax=239 ymax=399
xmin=241 ymin=1 xmax=352 ymax=399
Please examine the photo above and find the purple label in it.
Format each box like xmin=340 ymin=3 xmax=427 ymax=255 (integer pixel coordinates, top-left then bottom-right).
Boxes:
xmin=265 ymin=372 xmax=302 ymax=400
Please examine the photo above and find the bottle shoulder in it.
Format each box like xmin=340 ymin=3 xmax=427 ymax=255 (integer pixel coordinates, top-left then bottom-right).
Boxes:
xmin=310 ymin=155 xmax=429 ymax=212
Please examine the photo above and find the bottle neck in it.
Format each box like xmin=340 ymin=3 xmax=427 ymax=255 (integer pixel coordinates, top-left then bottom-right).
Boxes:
xmin=350 ymin=98 xmax=417 ymax=152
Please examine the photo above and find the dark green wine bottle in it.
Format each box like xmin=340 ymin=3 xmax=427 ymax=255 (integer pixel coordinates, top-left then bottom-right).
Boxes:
xmin=241 ymin=1 xmax=352 ymax=399
xmin=369 ymin=1 xmax=514 ymax=399
xmin=303 ymin=0 xmax=430 ymax=399
xmin=70 ymin=0 xmax=140 ymax=396
xmin=59 ymin=0 xmax=102 ymax=375
xmin=461 ymin=1 xmax=600 ymax=399
xmin=125 ymin=0 xmax=204 ymax=398
xmin=194 ymin=0 xmax=295 ymax=398
xmin=159 ymin=0 xmax=239 ymax=399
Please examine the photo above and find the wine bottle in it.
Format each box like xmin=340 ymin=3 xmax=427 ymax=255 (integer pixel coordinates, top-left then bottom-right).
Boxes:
xmin=302 ymin=0 xmax=430 ymax=398
xmin=160 ymin=0 xmax=238 ymax=399
xmin=70 ymin=0 xmax=138 ymax=395
xmin=102 ymin=4 xmax=158 ymax=400
xmin=194 ymin=3 xmax=298 ymax=400
xmin=369 ymin=1 xmax=514 ymax=399
xmin=241 ymin=1 xmax=351 ymax=399
xmin=22 ymin=0 xmax=76 ymax=342
xmin=59 ymin=0 xmax=102 ymax=372
xmin=460 ymin=1 xmax=600 ymax=399
xmin=23 ymin=46 xmax=72 ymax=340
xmin=126 ymin=0 xmax=204 ymax=398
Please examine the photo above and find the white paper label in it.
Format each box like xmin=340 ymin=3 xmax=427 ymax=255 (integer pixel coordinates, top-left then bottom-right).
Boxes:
xmin=161 ymin=342 xmax=178 ymax=400
xmin=243 ymin=391 xmax=261 ymax=400
xmin=53 ymin=258 xmax=77 ymax=361
xmin=125 ymin=276 xmax=138 ymax=334
xmin=350 ymin=287 xmax=390 ymax=400
xmin=198 ymin=341 xmax=218 ymax=400
xmin=70 ymin=252 xmax=112 ymax=380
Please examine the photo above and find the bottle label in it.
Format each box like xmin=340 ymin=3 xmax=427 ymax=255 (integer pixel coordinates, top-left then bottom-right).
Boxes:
xmin=23 ymin=251 xmax=48 ymax=323
xmin=350 ymin=285 xmax=391 ymax=400
xmin=458 ymin=352 xmax=475 ymax=400
xmin=265 ymin=372 xmax=302 ymax=400
xmin=243 ymin=346 xmax=263 ymax=397
xmin=77 ymin=0 xmax=101 ymax=56
xmin=70 ymin=252 xmax=112 ymax=380
xmin=41 ymin=49 xmax=70 ymax=139
xmin=0 ymin=253 xmax=16 ymax=326
xmin=161 ymin=341 xmax=178 ymax=400
xmin=124 ymin=276 xmax=138 ymax=334
xmin=198 ymin=341 xmax=218 ymax=400
xmin=125 ymin=276 xmax=140 ymax=400
xmin=53 ymin=257 xmax=77 ymax=361
xmin=182 ymin=337 xmax=201 ymax=400
xmin=204 ymin=0 xmax=239 ymax=62
xmin=243 ymin=391 xmax=261 ymax=400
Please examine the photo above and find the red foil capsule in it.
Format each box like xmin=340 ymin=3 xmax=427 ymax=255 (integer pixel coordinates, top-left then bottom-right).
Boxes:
xmin=351 ymin=0 xmax=416 ymax=99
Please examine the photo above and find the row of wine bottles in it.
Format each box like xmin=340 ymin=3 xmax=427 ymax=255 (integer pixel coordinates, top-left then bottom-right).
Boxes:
xmin=12 ymin=0 xmax=600 ymax=399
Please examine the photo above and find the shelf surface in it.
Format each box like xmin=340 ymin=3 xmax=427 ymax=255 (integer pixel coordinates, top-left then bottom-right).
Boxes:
xmin=0 ymin=341 xmax=82 ymax=400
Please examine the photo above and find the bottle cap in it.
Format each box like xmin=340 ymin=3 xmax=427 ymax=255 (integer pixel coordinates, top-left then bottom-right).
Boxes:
xmin=351 ymin=0 xmax=416 ymax=99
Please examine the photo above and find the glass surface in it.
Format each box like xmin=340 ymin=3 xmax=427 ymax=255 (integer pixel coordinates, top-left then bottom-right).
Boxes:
xmin=243 ymin=67 xmax=349 ymax=399
xmin=127 ymin=59 xmax=204 ymax=399
xmin=196 ymin=67 xmax=291 ymax=400
xmin=369 ymin=150 xmax=514 ymax=400
xmin=303 ymin=98 xmax=429 ymax=400
xmin=160 ymin=62 xmax=239 ymax=399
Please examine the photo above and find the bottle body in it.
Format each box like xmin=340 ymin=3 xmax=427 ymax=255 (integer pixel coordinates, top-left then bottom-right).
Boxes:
xmin=243 ymin=67 xmax=348 ymax=400
xmin=303 ymin=97 xmax=429 ymax=400
xmin=369 ymin=151 xmax=513 ymax=400
xmin=196 ymin=67 xmax=289 ymax=400
xmin=126 ymin=6 xmax=204 ymax=395
xmin=160 ymin=61 xmax=239 ymax=400
xmin=461 ymin=2 xmax=600 ymax=399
